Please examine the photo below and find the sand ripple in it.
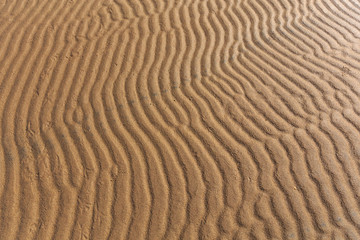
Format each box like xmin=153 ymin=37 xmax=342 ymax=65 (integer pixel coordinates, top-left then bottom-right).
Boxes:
xmin=1 ymin=0 xmax=360 ymax=239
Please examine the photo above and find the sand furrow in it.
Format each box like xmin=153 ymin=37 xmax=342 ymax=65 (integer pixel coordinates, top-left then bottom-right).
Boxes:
xmin=28 ymin=1 xmax=112 ymax=239
xmin=115 ymin=25 xmax=173 ymax=240
xmin=1 ymin=0 xmax=360 ymax=239
xmin=0 ymin=0 xmax=67 ymax=238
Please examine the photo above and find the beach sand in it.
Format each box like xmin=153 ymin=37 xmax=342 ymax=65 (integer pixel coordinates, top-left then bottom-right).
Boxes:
xmin=1 ymin=0 xmax=360 ymax=239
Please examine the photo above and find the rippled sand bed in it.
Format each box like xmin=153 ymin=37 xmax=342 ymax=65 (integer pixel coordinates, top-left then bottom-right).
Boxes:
xmin=1 ymin=0 xmax=360 ymax=239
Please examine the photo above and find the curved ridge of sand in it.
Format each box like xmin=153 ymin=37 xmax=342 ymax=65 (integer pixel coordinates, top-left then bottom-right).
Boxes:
xmin=1 ymin=0 xmax=360 ymax=239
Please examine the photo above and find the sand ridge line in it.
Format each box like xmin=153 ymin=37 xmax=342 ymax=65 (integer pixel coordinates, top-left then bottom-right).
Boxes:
xmin=1 ymin=0 xmax=360 ymax=239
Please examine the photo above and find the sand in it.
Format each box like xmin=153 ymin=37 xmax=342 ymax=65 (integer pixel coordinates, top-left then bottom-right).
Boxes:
xmin=0 ymin=0 xmax=360 ymax=239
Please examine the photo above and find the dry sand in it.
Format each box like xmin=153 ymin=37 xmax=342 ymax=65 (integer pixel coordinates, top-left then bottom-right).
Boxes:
xmin=1 ymin=0 xmax=360 ymax=239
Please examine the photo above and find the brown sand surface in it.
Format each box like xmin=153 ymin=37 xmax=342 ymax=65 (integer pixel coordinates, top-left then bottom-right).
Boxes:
xmin=1 ymin=0 xmax=360 ymax=239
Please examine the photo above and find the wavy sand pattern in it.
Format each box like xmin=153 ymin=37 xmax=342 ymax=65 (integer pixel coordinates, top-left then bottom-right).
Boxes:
xmin=1 ymin=0 xmax=360 ymax=239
